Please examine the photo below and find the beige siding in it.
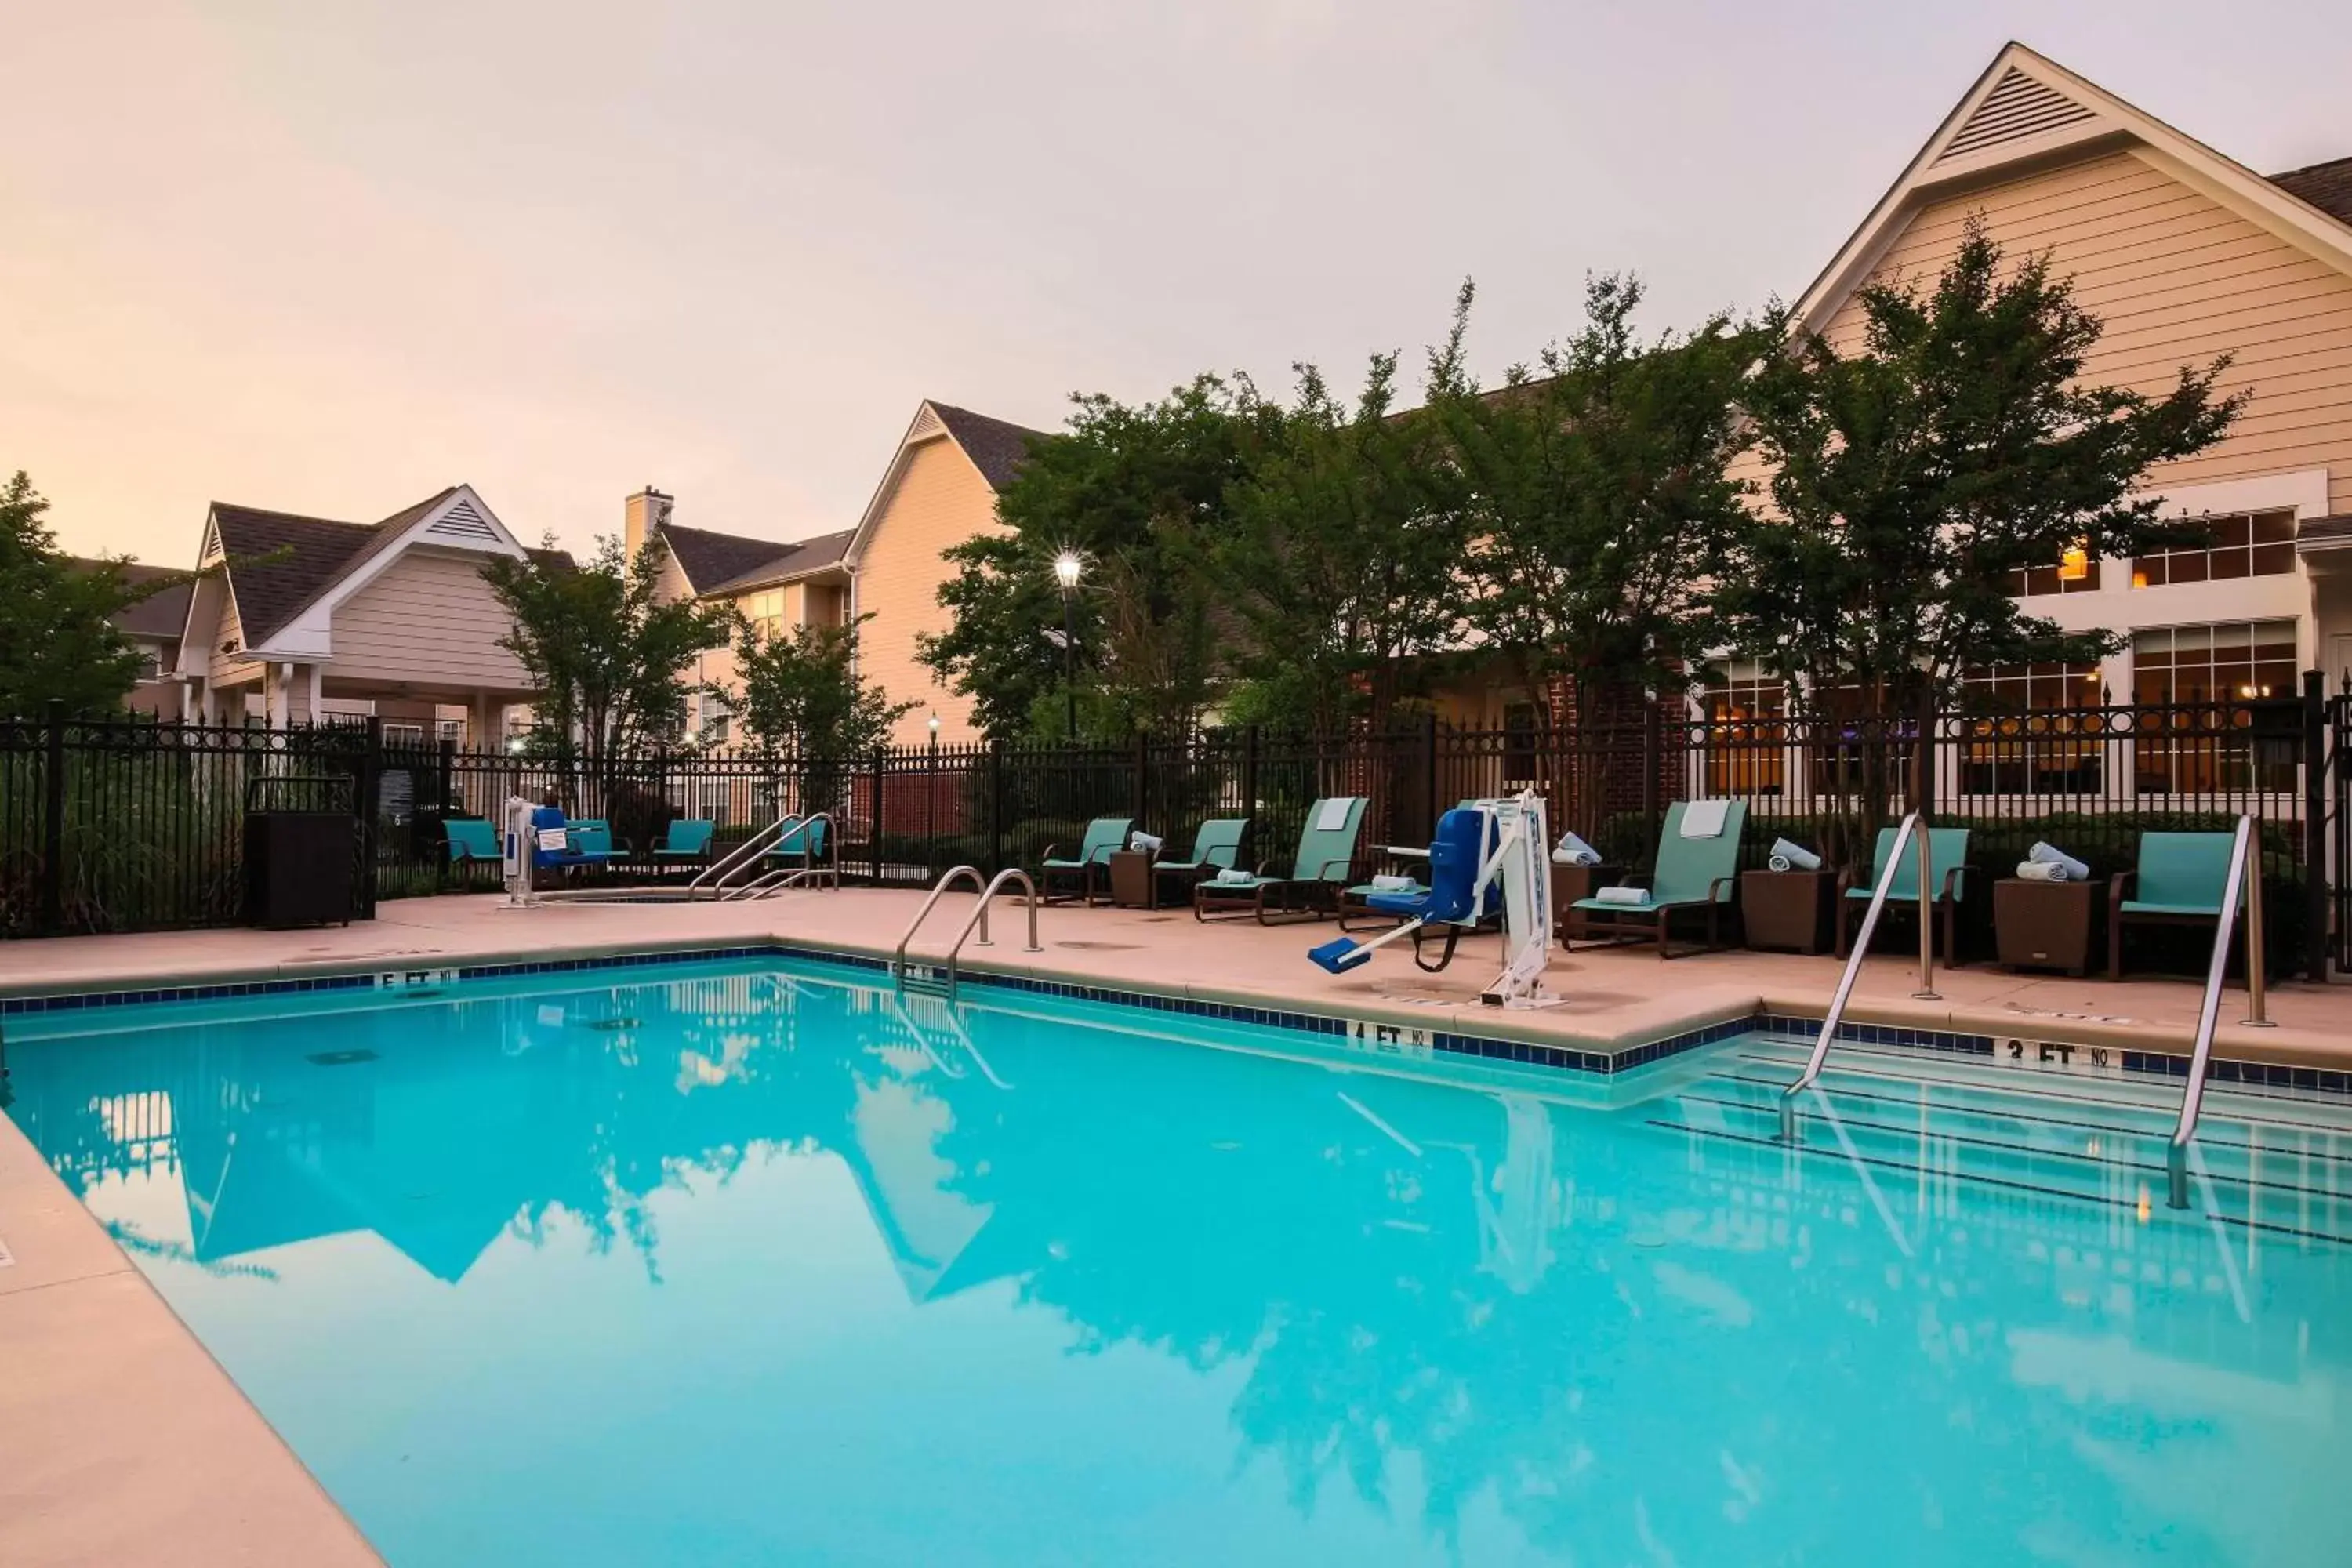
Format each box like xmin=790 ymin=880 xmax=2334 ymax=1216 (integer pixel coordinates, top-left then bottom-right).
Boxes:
xmin=1820 ymin=150 xmax=2352 ymax=514
xmin=855 ymin=438 xmax=1004 ymax=742
xmin=328 ymin=549 xmax=535 ymax=690
xmin=206 ymin=580 xmax=260 ymax=687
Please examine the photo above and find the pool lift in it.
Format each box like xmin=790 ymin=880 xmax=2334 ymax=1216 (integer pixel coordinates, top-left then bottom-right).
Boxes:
xmin=1305 ymin=791 xmax=1559 ymax=1010
xmin=496 ymin=795 xmax=568 ymax=909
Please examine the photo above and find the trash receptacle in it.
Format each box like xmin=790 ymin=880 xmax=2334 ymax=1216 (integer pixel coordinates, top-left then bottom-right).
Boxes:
xmin=245 ymin=775 xmax=358 ymax=928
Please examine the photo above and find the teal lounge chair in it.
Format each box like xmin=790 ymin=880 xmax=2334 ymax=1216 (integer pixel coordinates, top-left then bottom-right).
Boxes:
xmin=566 ymin=819 xmax=630 ymax=866
xmin=1150 ymin=818 xmax=1250 ymax=902
xmin=1194 ymin=798 xmax=1367 ymax=925
xmin=445 ymin=818 xmax=499 ymax=864
xmin=1836 ymin=825 xmax=1973 ymax=965
xmin=764 ymin=815 xmax=835 ymax=887
xmin=2110 ymin=830 xmax=2239 ymax=980
xmin=1040 ymin=816 xmax=1134 ymax=906
xmin=652 ymin=818 xmax=715 ymax=870
xmin=1566 ymin=800 xmax=1748 ymax=958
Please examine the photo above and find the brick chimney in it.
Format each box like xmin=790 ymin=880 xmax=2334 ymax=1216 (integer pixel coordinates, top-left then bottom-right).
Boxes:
xmin=623 ymin=486 xmax=673 ymax=561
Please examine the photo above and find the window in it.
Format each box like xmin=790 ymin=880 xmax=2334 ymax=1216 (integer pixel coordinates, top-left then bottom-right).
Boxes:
xmin=135 ymin=644 xmax=165 ymax=681
xmin=1958 ymin=662 xmax=2103 ymax=794
xmin=1701 ymin=660 xmax=1786 ymax=795
xmin=436 ymin=718 xmax=465 ymax=745
xmin=1501 ymin=701 xmax=1541 ymax=787
xmin=2132 ymin=509 xmax=2295 ymax=587
xmin=2131 ymin=621 xmax=2297 ymax=793
xmin=2006 ymin=550 xmax=2101 ymax=597
xmin=382 ymin=721 xmax=426 ymax=745
xmin=743 ymin=590 xmax=786 ymax=641
xmin=2132 ymin=621 xmax=2296 ymax=706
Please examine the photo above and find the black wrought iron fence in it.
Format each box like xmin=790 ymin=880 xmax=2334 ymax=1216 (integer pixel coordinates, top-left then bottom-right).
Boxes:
xmin=3 ymin=677 xmax=2341 ymax=978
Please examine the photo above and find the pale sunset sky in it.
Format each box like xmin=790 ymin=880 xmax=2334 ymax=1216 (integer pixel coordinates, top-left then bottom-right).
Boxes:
xmin=7 ymin=1 xmax=2350 ymax=566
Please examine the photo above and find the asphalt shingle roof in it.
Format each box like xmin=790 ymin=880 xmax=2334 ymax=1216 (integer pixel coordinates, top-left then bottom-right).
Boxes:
xmin=67 ymin=559 xmax=194 ymax=641
xmin=205 ymin=491 xmax=572 ymax=649
xmin=930 ymin=402 xmax=1048 ymax=492
xmin=2269 ymin=155 xmax=2352 ymax=227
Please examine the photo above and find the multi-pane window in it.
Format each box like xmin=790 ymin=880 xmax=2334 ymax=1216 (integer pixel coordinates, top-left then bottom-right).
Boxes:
xmin=2132 ymin=509 xmax=2295 ymax=587
xmin=2006 ymin=550 xmax=2101 ymax=597
xmin=1958 ymin=662 xmax=2102 ymax=795
xmin=1701 ymin=660 xmax=1787 ymax=795
xmin=743 ymin=590 xmax=786 ymax=641
xmin=2131 ymin=620 xmax=2298 ymax=793
xmin=2132 ymin=621 xmax=2296 ymax=704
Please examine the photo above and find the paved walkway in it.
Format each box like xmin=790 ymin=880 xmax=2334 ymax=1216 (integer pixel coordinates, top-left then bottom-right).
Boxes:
xmin=2 ymin=887 xmax=2347 ymax=1566
xmin=3 ymin=886 xmax=2343 ymax=1065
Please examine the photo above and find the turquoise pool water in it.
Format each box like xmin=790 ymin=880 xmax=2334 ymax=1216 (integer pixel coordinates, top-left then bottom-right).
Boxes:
xmin=7 ymin=958 xmax=2351 ymax=1566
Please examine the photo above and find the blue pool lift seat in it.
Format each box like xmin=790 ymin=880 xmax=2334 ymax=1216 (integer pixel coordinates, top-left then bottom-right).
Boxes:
xmin=1309 ymin=808 xmax=1489 ymax=975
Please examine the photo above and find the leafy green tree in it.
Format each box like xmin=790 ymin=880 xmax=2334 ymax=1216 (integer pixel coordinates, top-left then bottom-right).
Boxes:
xmin=1428 ymin=277 xmax=1770 ymax=724
xmin=482 ymin=533 xmax=733 ymax=768
xmin=1217 ymin=353 xmax=1466 ymax=736
xmin=731 ymin=612 xmax=913 ymax=811
xmin=0 ymin=470 xmax=180 ymax=717
xmin=1708 ymin=219 xmax=2242 ymax=720
xmin=920 ymin=378 xmax=1269 ymax=739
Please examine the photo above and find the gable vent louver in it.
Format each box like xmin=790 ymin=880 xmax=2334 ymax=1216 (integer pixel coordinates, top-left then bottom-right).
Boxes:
xmin=426 ymin=499 xmax=499 ymax=543
xmin=1934 ymin=67 xmax=2096 ymax=163
xmin=909 ymin=405 xmax=946 ymax=441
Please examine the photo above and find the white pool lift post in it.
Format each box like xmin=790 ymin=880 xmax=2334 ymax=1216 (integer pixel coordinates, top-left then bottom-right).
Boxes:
xmin=1305 ymin=789 xmax=1559 ymax=1011
xmin=498 ymin=795 xmax=550 ymax=909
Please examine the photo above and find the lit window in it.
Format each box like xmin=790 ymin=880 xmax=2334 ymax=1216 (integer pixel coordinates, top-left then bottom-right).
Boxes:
xmin=1958 ymin=662 xmax=2103 ymax=795
xmin=2132 ymin=510 xmax=2296 ymax=587
xmin=2006 ymin=548 xmax=2102 ymax=597
xmin=743 ymin=590 xmax=785 ymax=641
xmin=1701 ymin=660 xmax=1786 ymax=795
xmin=2131 ymin=620 xmax=2297 ymax=793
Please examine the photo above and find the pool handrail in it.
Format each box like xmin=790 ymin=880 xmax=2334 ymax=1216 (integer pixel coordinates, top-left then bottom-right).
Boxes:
xmin=1778 ymin=811 xmax=1919 ymax=1143
xmin=893 ymin=865 xmax=990 ymax=989
xmin=2165 ymin=812 xmax=2257 ymax=1210
xmin=942 ymin=869 xmax=1044 ymax=999
xmin=690 ymin=815 xmax=801 ymax=898
xmin=720 ymin=813 xmax=838 ymax=900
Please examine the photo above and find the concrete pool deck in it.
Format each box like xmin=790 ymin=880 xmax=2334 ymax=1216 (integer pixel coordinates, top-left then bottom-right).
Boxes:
xmin=3 ymin=886 xmax=2348 ymax=1564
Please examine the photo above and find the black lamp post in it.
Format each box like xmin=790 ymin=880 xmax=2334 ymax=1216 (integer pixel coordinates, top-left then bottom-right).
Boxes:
xmin=1054 ymin=551 xmax=1083 ymax=739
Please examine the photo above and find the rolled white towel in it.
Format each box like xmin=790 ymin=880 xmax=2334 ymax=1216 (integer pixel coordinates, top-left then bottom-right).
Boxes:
xmin=1595 ymin=885 xmax=1649 ymax=907
xmin=1211 ymin=866 xmax=1254 ymax=886
xmin=2015 ymin=858 xmax=2068 ymax=883
xmin=1370 ymin=872 xmax=1415 ymax=892
xmin=1130 ymin=830 xmax=1163 ymax=855
xmin=2027 ymin=842 xmax=2089 ymax=883
xmin=1552 ymin=831 xmax=1602 ymax=866
xmin=1767 ymin=837 xmax=1821 ymax=873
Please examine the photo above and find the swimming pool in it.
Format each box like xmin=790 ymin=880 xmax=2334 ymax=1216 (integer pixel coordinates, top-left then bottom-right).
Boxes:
xmin=7 ymin=955 xmax=2350 ymax=1566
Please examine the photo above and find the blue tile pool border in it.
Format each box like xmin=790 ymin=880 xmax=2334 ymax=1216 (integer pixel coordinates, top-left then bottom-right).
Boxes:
xmin=5 ymin=940 xmax=2345 ymax=1101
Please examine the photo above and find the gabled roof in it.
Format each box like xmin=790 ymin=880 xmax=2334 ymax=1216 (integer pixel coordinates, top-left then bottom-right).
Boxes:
xmin=702 ymin=528 xmax=855 ymax=597
xmin=198 ymin=486 xmax=562 ymax=655
xmin=1791 ymin=42 xmax=2352 ymax=339
xmin=2270 ymin=156 xmax=2352 ymax=228
xmin=844 ymin=399 xmax=1052 ymax=568
xmin=928 ymin=403 xmax=1046 ymax=492
xmin=660 ymin=522 xmax=853 ymax=598
xmin=67 ymin=559 xmax=195 ymax=641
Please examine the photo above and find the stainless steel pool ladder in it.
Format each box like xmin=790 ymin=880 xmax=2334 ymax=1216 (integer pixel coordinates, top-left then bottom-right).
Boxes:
xmin=2165 ymin=813 xmax=2266 ymax=1210
xmin=719 ymin=813 xmax=837 ymax=901
xmin=1778 ymin=811 xmax=1919 ymax=1143
xmin=892 ymin=865 xmax=1042 ymax=1000
xmin=688 ymin=815 xmax=802 ymax=900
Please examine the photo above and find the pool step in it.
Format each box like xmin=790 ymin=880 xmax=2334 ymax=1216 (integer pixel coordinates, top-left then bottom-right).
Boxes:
xmin=1652 ymin=1040 xmax=2352 ymax=1240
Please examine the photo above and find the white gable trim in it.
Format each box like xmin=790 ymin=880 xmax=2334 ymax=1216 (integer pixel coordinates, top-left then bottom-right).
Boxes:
xmin=844 ymin=401 xmax=964 ymax=569
xmin=248 ymin=485 xmax=528 ymax=661
xmin=1791 ymin=42 xmax=2352 ymax=339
